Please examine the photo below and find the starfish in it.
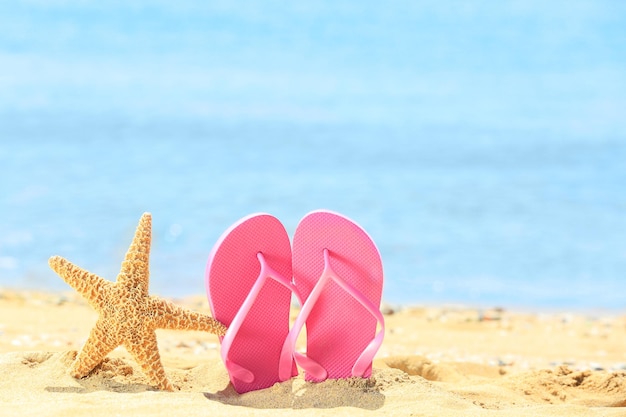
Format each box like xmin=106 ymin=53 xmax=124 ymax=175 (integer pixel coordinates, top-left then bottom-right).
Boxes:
xmin=48 ymin=212 xmax=227 ymax=391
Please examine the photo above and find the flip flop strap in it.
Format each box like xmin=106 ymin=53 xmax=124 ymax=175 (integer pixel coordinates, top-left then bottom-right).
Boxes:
xmin=281 ymin=248 xmax=385 ymax=381
xmin=221 ymin=252 xmax=302 ymax=383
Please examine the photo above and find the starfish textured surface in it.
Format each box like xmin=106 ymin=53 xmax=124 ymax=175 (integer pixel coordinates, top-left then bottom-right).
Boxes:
xmin=48 ymin=212 xmax=227 ymax=391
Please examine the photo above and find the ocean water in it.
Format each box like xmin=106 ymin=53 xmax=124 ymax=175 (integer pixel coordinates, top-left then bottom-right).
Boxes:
xmin=1 ymin=1 xmax=625 ymax=310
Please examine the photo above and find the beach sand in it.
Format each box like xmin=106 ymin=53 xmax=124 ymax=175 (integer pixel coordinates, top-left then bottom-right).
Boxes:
xmin=1 ymin=289 xmax=625 ymax=416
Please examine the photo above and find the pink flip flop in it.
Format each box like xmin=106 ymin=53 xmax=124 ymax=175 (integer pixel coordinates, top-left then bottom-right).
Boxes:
xmin=281 ymin=210 xmax=385 ymax=382
xmin=205 ymin=213 xmax=300 ymax=393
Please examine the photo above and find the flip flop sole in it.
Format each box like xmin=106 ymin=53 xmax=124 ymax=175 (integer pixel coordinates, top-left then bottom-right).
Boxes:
xmin=292 ymin=210 xmax=384 ymax=381
xmin=206 ymin=213 xmax=294 ymax=393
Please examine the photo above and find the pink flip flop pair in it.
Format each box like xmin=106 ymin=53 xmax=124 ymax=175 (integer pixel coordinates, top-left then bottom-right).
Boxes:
xmin=205 ymin=210 xmax=385 ymax=394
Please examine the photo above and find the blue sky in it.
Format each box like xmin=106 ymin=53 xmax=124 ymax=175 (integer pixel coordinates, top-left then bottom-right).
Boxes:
xmin=0 ymin=1 xmax=625 ymax=132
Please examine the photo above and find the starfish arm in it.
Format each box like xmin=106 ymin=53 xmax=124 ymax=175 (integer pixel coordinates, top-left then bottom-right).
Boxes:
xmin=48 ymin=256 xmax=113 ymax=311
xmin=124 ymin=330 xmax=173 ymax=391
xmin=70 ymin=318 xmax=121 ymax=378
xmin=117 ymin=212 xmax=152 ymax=296
xmin=149 ymin=297 xmax=227 ymax=336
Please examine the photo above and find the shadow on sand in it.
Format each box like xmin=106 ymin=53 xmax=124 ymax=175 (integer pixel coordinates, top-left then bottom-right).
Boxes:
xmin=203 ymin=376 xmax=386 ymax=410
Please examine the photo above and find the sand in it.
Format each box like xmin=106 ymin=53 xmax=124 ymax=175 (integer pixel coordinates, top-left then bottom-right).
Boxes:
xmin=1 ymin=289 xmax=625 ymax=416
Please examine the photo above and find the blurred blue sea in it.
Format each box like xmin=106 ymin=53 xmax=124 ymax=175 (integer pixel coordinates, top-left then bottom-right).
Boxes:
xmin=1 ymin=1 xmax=625 ymax=310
